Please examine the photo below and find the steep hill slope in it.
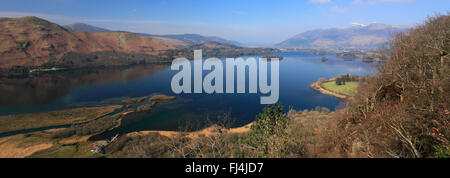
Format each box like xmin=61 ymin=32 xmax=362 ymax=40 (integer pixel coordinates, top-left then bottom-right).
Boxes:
xmin=0 ymin=16 xmax=180 ymax=69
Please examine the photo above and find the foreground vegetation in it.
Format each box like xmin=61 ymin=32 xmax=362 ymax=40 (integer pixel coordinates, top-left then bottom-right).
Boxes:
xmin=104 ymin=105 xmax=334 ymax=158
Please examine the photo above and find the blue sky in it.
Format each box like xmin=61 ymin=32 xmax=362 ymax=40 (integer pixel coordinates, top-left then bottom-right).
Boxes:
xmin=0 ymin=0 xmax=448 ymax=45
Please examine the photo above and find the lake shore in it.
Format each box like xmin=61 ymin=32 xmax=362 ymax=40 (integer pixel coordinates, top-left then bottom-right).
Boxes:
xmin=310 ymin=76 xmax=358 ymax=100
xmin=127 ymin=122 xmax=254 ymax=139
xmin=311 ymin=81 xmax=349 ymax=100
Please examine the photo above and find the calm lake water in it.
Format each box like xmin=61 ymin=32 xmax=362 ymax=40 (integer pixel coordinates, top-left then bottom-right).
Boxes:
xmin=0 ymin=52 xmax=377 ymax=134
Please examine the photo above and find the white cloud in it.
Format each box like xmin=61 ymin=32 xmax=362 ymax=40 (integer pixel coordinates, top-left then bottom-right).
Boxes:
xmin=331 ymin=6 xmax=348 ymax=13
xmin=309 ymin=0 xmax=331 ymax=4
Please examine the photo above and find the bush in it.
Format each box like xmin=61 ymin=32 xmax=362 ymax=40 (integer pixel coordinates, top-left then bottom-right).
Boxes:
xmin=434 ymin=146 xmax=450 ymax=158
xmin=243 ymin=103 xmax=292 ymax=158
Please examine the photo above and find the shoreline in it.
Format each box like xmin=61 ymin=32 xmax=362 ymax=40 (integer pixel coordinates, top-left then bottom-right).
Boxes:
xmin=127 ymin=122 xmax=254 ymax=139
xmin=310 ymin=79 xmax=351 ymax=100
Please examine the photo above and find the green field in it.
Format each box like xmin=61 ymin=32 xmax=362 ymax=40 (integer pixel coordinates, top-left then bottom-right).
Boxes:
xmin=321 ymin=81 xmax=358 ymax=96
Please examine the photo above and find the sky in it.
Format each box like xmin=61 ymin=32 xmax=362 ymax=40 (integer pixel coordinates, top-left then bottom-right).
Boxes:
xmin=0 ymin=0 xmax=448 ymax=45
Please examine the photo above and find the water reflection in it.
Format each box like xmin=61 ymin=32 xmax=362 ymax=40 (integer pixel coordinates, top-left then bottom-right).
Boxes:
xmin=0 ymin=52 xmax=377 ymax=131
xmin=0 ymin=64 xmax=168 ymax=114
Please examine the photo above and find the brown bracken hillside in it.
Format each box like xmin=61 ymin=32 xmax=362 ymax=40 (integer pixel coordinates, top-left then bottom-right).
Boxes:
xmin=0 ymin=16 xmax=187 ymax=69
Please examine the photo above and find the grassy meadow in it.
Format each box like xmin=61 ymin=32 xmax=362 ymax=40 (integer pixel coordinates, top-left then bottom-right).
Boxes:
xmin=321 ymin=81 xmax=358 ymax=96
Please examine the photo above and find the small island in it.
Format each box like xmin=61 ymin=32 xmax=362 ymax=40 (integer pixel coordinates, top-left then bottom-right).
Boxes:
xmin=311 ymin=74 xmax=359 ymax=99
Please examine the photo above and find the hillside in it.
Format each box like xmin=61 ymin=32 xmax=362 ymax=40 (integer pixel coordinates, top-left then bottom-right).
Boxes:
xmin=0 ymin=16 xmax=182 ymax=69
xmin=330 ymin=14 xmax=449 ymax=158
xmin=63 ymin=23 xmax=111 ymax=33
xmin=278 ymin=23 xmax=410 ymax=49
xmin=63 ymin=23 xmax=189 ymax=48
xmin=62 ymin=23 xmax=241 ymax=46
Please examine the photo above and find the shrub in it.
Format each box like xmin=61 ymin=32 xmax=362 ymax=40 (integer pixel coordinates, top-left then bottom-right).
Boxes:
xmin=434 ymin=145 xmax=450 ymax=158
xmin=243 ymin=103 xmax=292 ymax=158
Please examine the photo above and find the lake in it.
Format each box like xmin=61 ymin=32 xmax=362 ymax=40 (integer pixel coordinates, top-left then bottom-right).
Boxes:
xmin=0 ymin=52 xmax=377 ymax=134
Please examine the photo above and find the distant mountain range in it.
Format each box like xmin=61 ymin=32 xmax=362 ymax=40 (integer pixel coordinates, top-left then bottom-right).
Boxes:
xmin=153 ymin=34 xmax=242 ymax=46
xmin=63 ymin=23 xmax=242 ymax=46
xmin=64 ymin=22 xmax=407 ymax=50
xmin=278 ymin=23 xmax=411 ymax=49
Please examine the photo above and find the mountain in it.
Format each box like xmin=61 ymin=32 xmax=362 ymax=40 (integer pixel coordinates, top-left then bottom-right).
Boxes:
xmin=63 ymin=23 xmax=189 ymax=48
xmin=63 ymin=23 xmax=111 ymax=33
xmin=63 ymin=24 xmax=242 ymax=47
xmin=278 ymin=23 xmax=411 ymax=49
xmin=0 ymin=16 xmax=184 ymax=69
